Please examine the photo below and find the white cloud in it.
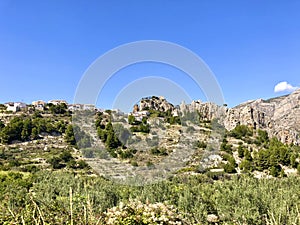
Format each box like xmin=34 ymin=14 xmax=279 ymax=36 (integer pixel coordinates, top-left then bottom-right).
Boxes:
xmin=274 ymin=81 xmax=298 ymax=93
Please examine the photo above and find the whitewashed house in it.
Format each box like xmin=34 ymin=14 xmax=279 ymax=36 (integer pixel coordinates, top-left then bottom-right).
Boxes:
xmin=68 ymin=104 xmax=82 ymax=111
xmin=83 ymin=104 xmax=95 ymax=111
xmin=32 ymin=100 xmax=46 ymax=111
xmin=5 ymin=102 xmax=27 ymax=112
xmin=131 ymin=110 xmax=150 ymax=122
xmin=48 ymin=100 xmax=68 ymax=105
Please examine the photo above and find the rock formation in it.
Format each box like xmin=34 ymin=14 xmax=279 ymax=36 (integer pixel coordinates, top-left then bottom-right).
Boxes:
xmin=136 ymin=90 xmax=300 ymax=145
xmin=140 ymin=96 xmax=174 ymax=112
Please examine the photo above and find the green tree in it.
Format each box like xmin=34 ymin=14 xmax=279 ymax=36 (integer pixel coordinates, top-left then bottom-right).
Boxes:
xmin=21 ymin=118 xmax=32 ymax=141
xmin=31 ymin=127 xmax=39 ymax=139
xmin=128 ymin=115 xmax=136 ymax=125
xmin=224 ymin=163 xmax=236 ymax=173
xmin=256 ymin=129 xmax=269 ymax=146
xmin=48 ymin=103 xmax=67 ymax=114
xmin=239 ymin=159 xmax=253 ymax=172
xmin=65 ymin=124 xmax=76 ymax=146
xmin=0 ymin=120 xmax=4 ymax=129
xmin=244 ymin=149 xmax=253 ymax=161
xmin=270 ymin=165 xmax=281 ymax=177
xmin=238 ymin=145 xmax=245 ymax=158
xmin=60 ymin=151 xmax=73 ymax=163
xmin=229 ymin=124 xmax=252 ymax=139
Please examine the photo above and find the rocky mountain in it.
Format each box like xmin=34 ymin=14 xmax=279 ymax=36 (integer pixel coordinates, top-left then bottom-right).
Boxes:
xmin=226 ymin=89 xmax=300 ymax=144
xmin=136 ymin=89 xmax=300 ymax=145
xmin=140 ymin=96 xmax=175 ymax=112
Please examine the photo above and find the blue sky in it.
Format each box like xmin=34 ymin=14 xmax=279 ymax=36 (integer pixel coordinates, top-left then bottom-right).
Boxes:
xmin=0 ymin=1 xmax=300 ymax=110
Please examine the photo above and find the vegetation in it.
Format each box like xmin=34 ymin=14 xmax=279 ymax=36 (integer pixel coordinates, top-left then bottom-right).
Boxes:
xmin=129 ymin=123 xmax=150 ymax=133
xmin=0 ymin=115 xmax=68 ymax=144
xmin=229 ymin=124 xmax=253 ymax=139
xmin=97 ymin=121 xmax=123 ymax=158
xmin=65 ymin=124 xmax=92 ymax=148
xmin=0 ymin=171 xmax=300 ymax=224
xmin=220 ymin=124 xmax=300 ymax=177
xmin=101 ymin=200 xmax=186 ymax=224
xmin=150 ymin=147 xmax=168 ymax=156
xmin=47 ymin=103 xmax=68 ymax=115
xmin=1 ymin=103 xmax=300 ymax=224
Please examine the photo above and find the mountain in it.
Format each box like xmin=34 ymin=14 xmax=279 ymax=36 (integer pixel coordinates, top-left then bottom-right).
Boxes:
xmin=166 ymin=89 xmax=300 ymax=145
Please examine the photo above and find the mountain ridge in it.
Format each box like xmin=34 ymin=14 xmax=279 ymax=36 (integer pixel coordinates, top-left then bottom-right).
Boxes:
xmin=136 ymin=89 xmax=300 ymax=145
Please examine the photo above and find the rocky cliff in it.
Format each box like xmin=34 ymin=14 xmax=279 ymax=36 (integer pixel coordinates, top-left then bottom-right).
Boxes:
xmin=140 ymin=96 xmax=174 ymax=112
xmin=137 ymin=90 xmax=300 ymax=145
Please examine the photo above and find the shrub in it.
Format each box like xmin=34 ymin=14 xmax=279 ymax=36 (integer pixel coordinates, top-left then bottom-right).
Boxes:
xmin=196 ymin=140 xmax=207 ymax=149
xmin=100 ymin=200 xmax=187 ymax=225
xmin=150 ymin=147 xmax=168 ymax=156
xmin=229 ymin=124 xmax=252 ymax=139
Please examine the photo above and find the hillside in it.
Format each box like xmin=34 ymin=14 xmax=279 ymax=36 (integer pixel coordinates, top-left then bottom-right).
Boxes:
xmin=0 ymin=92 xmax=300 ymax=224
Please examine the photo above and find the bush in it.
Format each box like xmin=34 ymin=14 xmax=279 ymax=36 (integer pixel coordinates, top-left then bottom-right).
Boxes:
xmin=229 ymin=124 xmax=252 ymax=139
xmin=223 ymin=163 xmax=237 ymax=173
xmin=220 ymin=139 xmax=233 ymax=153
xmin=196 ymin=140 xmax=207 ymax=149
xmin=239 ymin=159 xmax=253 ymax=172
xmin=150 ymin=147 xmax=168 ymax=156
xmin=100 ymin=200 xmax=187 ymax=225
xmin=130 ymin=123 xmax=150 ymax=133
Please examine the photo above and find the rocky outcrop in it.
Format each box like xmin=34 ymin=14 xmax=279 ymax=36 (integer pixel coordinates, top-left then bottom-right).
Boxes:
xmin=139 ymin=96 xmax=174 ymax=112
xmin=228 ymin=89 xmax=300 ymax=144
xmin=136 ymin=90 xmax=300 ymax=145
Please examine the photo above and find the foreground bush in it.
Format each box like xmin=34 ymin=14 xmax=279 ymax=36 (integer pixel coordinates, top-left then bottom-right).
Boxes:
xmin=100 ymin=200 xmax=187 ymax=225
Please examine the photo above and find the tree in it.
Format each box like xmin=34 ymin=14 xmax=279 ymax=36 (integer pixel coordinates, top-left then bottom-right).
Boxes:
xmin=65 ymin=124 xmax=76 ymax=146
xmin=290 ymin=153 xmax=298 ymax=168
xmin=223 ymin=163 xmax=236 ymax=173
xmin=128 ymin=115 xmax=136 ymax=125
xmin=229 ymin=125 xmax=252 ymax=139
xmin=21 ymin=118 xmax=32 ymax=141
xmin=0 ymin=120 xmax=4 ymax=129
xmin=244 ymin=149 xmax=252 ymax=161
xmin=60 ymin=151 xmax=73 ymax=163
xmin=256 ymin=129 xmax=269 ymax=146
xmin=49 ymin=103 xmax=67 ymax=114
xmin=47 ymin=157 xmax=64 ymax=169
xmin=238 ymin=145 xmax=245 ymax=158
xmin=31 ymin=127 xmax=39 ymax=139
xmin=270 ymin=165 xmax=281 ymax=177
xmin=239 ymin=159 xmax=253 ymax=172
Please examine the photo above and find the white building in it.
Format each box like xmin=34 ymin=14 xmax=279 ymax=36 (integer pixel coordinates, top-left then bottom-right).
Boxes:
xmin=32 ymin=100 xmax=46 ymax=111
xmin=83 ymin=104 xmax=95 ymax=111
xmin=131 ymin=110 xmax=150 ymax=122
xmin=68 ymin=104 xmax=82 ymax=111
xmin=48 ymin=100 xmax=68 ymax=105
xmin=5 ymin=102 xmax=27 ymax=112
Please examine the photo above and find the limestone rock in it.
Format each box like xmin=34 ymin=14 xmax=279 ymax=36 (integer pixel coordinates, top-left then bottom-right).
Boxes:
xmin=139 ymin=96 xmax=174 ymax=112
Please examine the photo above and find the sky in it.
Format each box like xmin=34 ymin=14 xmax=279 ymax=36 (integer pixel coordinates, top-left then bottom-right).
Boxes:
xmin=0 ymin=1 xmax=300 ymax=111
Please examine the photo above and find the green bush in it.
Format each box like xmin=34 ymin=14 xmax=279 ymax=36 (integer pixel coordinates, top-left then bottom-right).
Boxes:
xmin=150 ymin=147 xmax=168 ymax=156
xmin=229 ymin=124 xmax=253 ymax=139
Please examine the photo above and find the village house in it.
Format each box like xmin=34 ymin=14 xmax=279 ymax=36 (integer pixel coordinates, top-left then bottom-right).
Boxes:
xmin=48 ymin=100 xmax=68 ymax=105
xmin=32 ymin=100 xmax=46 ymax=111
xmin=83 ymin=104 xmax=95 ymax=111
xmin=4 ymin=102 xmax=27 ymax=112
xmin=68 ymin=104 xmax=82 ymax=111
xmin=67 ymin=104 xmax=96 ymax=111
xmin=130 ymin=104 xmax=150 ymax=121
xmin=130 ymin=111 xmax=150 ymax=122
